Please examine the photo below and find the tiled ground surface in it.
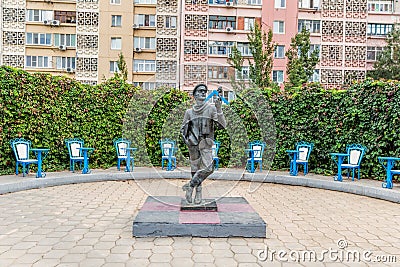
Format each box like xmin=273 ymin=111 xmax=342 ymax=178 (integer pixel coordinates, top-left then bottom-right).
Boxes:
xmin=0 ymin=179 xmax=399 ymax=266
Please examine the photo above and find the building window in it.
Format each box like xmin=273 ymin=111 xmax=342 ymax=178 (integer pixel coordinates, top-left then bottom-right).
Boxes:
xmin=54 ymin=34 xmax=76 ymax=47
xmin=133 ymin=82 xmax=156 ymax=90
xmin=208 ymin=66 xmax=231 ymax=80
xmin=367 ymin=23 xmax=393 ymax=36
xmin=56 ymin=57 xmax=76 ymax=70
xmin=274 ymin=45 xmax=285 ymax=58
xmin=367 ymin=1 xmax=393 ymax=13
xmin=237 ymin=43 xmax=252 ymax=56
xmin=275 ymin=0 xmax=286 ymax=8
xmin=298 ymin=0 xmax=320 ymax=9
xmin=247 ymin=0 xmax=261 ymax=5
xmin=273 ymin=21 xmax=285 ymax=34
xmin=367 ymin=46 xmax=384 ymax=61
xmin=110 ymin=61 xmax=119 ymax=72
xmin=209 ymin=16 xmax=236 ymax=30
xmin=110 ymin=0 xmax=121 ymax=4
xmin=26 ymin=56 xmax=51 ymax=68
xmin=134 ymin=37 xmax=156 ymax=49
xmin=54 ymin=11 xmax=76 ymax=23
xmin=134 ymin=14 xmax=156 ymax=27
xmin=272 ymin=70 xmax=284 ymax=84
xmin=26 ymin=9 xmax=53 ymax=22
xmin=165 ymin=16 xmax=177 ymax=29
xmin=111 ymin=37 xmax=122 ymax=50
xmin=244 ymin=18 xmax=255 ymax=31
xmin=236 ymin=66 xmax=249 ymax=80
xmin=26 ymin=33 xmax=52 ymax=46
xmin=133 ymin=60 xmax=156 ymax=72
xmin=209 ymin=41 xmax=234 ymax=55
xmin=209 ymin=0 xmax=237 ymax=4
xmin=111 ymin=15 xmax=122 ymax=27
xmin=134 ymin=0 xmax=157 ymax=3
xmin=298 ymin=20 xmax=320 ymax=33
xmin=309 ymin=44 xmax=320 ymax=58
xmin=309 ymin=69 xmax=320 ymax=82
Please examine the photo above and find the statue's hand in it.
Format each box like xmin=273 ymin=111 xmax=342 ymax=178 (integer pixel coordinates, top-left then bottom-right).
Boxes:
xmin=214 ymin=97 xmax=222 ymax=112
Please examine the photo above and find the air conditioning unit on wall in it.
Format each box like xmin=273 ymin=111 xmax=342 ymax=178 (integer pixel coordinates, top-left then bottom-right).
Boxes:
xmin=59 ymin=45 xmax=67 ymax=50
xmin=226 ymin=1 xmax=234 ymax=7
xmin=135 ymin=47 xmax=142 ymax=53
xmin=51 ymin=20 xmax=60 ymax=26
xmin=225 ymin=27 xmax=234 ymax=32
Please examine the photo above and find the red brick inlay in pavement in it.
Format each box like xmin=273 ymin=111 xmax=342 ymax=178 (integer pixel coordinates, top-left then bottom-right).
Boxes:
xmin=179 ymin=211 xmax=220 ymax=224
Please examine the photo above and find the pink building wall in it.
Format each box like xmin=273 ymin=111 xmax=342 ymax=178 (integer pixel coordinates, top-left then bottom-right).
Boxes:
xmin=262 ymin=0 xmax=298 ymax=74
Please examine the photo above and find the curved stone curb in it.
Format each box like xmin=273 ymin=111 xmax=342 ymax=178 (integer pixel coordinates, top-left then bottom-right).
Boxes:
xmin=0 ymin=170 xmax=399 ymax=204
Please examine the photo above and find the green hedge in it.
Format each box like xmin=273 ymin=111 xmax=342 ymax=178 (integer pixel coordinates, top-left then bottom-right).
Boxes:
xmin=1 ymin=66 xmax=399 ymax=182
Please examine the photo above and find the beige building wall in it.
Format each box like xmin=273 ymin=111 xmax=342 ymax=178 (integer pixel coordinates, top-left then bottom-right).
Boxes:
xmin=98 ymin=0 xmax=134 ymax=82
xmin=25 ymin=0 xmax=77 ymax=76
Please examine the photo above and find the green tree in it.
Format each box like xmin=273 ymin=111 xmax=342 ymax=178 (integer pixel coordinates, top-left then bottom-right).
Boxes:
xmin=285 ymin=28 xmax=319 ymax=89
xmin=368 ymin=27 xmax=400 ymax=80
xmin=228 ymin=23 xmax=275 ymax=89
xmin=115 ymin=52 xmax=128 ymax=81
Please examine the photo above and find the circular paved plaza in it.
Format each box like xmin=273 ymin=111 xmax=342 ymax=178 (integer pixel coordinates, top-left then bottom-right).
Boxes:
xmin=0 ymin=179 xmax=399 ymax=266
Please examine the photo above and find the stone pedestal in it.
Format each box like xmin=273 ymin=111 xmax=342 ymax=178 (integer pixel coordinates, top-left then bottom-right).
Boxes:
xmin=133 ymin=196 xmax=266 ymax=237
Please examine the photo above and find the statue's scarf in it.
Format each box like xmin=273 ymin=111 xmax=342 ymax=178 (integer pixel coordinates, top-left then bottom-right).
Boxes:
xmin=191 ymin=102 xmax=211 ymax=137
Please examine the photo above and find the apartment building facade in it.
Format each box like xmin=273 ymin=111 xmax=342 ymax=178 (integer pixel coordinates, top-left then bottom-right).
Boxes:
xmin=1 ymin=0 xmax=399 ymax=92
xmin=267 ymin=0 xmax=400 ymax=88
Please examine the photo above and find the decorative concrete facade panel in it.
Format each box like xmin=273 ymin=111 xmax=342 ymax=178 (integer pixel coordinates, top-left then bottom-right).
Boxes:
xmin=157 ymin=0 xmax=178 ymax=13
xmin=322 ymin=21 xmax=343 ymax=42
xmin=345 ymin=21 xmax=366 ymax=43
xmin=184 ymin=39 xmax=208 ymax=62
xmin=321 ymin=45 xmax=343 ymax=67
xmin=184 ymin=64 xmax=207 ymax=87
xmin=321 ymin=0 xmax=344 ymax=18
xmin=156 ymin=60 xmax=177 ymax=81
xmin=184 ymin=14 xmax=208 ymax=37
xmin=344 ymin=69 xmax=366 ymax=85
xmin=345 ymin=0 xmax=367 ymax=19
xmin=320 ymin=69 xmax=343 ymax=89
xmin=185 ymin=0 xmax=208 ymax=12
xmin=2 ymin=54 xmax=24 ymax=68
xmin=344 ymin=46 xmax=366 ymax=68
xmin=157 ymin=38 xmax=178 ymax=58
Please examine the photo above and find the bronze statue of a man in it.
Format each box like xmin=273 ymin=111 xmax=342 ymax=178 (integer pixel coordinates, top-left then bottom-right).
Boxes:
xmin=181 ymin=84 xmax=226 ymax=204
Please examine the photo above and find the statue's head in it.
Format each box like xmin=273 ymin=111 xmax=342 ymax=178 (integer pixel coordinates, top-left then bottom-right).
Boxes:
xmin=193 ymin=84 xmax=208 ymax=100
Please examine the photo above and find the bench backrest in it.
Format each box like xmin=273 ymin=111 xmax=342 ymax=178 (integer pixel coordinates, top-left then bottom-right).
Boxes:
xmin=346 ymin=144 xmax=367 ymax=166
xmin=65 ymin=138 xmax=84 ymax=158
xmin=296 ymin=141 xmax=314 ymax=161
xmin=10 ymin=138 xmax=32 ymax=161
xmin=114 ymin=138 xmax=131 ymax=157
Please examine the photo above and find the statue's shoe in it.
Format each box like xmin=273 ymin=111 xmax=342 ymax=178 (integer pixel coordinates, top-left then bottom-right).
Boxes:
xmin=182 ymin=183 xmax=193 ymax=203
xmin=194 ymin=186 xmax=202 ymax=204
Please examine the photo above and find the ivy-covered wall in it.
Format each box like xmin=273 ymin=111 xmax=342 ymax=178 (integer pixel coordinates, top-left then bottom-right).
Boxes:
xmin=1 ymin=66 xmax=399 ymax=181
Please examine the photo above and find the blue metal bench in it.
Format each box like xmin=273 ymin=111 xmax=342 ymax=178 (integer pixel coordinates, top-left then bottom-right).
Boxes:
xmin=246 ymin=141 xmax=265 ymax=173
xmin=212 ymin=140 xmax=221 ymax=170
xmin=378 ymin=157 xmax=400 ymax=189
xmin=331 ymin=144 xmax=367 ymax=182
xmin=113 ymin=138 xmax=137 ymax=172
xmin=10 ymin=138 xmax=49 ymax=178
xmin=286 ymin=141 xmax=314 ymax=176
xmin=159 ymin=138 xmax=177 ymax=171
